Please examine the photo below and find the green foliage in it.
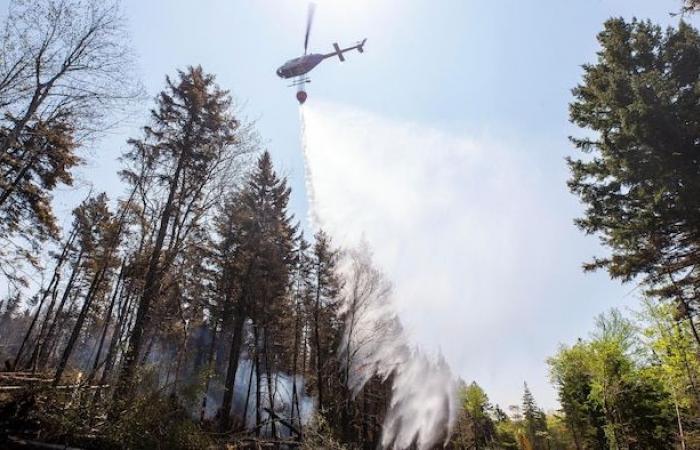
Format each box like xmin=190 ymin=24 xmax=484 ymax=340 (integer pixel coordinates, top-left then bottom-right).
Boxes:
xmin=493 ymin=415 xmax=520 ymax=450
xmin=451 ymin=381 xmax=496 ymax=448
xmin=565 ymin=16 xmax=700 ymax=450
xmin=0 ymin=382 xmax=214 ymax=450
xmin=549 ymin=309 xmax=677 ymax=449
xmin=568 ymin=17 xmax=700 ymax=320
xmin=548 ymin=342 xmax=608 ymax=449
xmin=104 ymin=391 xmax=214 ymax=450
xmin=546 ymin=414 xmax=578 ymax=450
xmin=639 ymin=298 xmax=700 ymax=445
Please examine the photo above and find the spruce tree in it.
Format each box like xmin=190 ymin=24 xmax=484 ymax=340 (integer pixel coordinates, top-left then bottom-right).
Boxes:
xmin=309 ymin=229 xmax=342 ymax=415
xmin=216 ymin=151 xmax=297 ymax=431
xmin=522 ymin=382 xmax=548 ymax=450
xmin=114 ymin=66 xmax=240 ymax=404
xmin=568 ymin=18 xmax=700 ymax=345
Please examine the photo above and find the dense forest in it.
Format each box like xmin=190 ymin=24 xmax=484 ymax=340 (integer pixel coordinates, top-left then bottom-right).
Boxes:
xmin=0 ymin=0 xmax=699 ymax=449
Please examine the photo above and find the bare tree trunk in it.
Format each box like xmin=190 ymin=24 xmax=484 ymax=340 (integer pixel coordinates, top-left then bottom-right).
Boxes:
xmin=172 ymin=325 xmax=188 ymax=394
xmin=28 ymin=283 xmax=61 ymax=372
xmin=37 ymin=250 xmax=84 ymax=370
xmin=313 ymin=271 xmax=324 ymax=413
xmin=11 ymin=207 xmax=80 ymax=362
xmin=114 ymin=148 xmax=188 ymax=403
xmin=139 ymin=332 xmax=157 ymax=366
xmin=671 ymin=320 xmax=700 ymax=407
xmin=53 ymin=263 xmax=108 ymax=385
xmin=22 ymin=226 xmax=79 ymax=370
xmin=219 ymin=309 xmax=246 ymax=430
xmin=14 ymin=274 xmax=60 ymax=369
xmin=667 ymin=270 xmax=700 ymax=349
xmin=200 ymin=321 xmax=219 ymax=423
xmin=86 ymin=260 xmax=125 ymax=384
xmin=674 ymin=391 xmax=687 ymax=450
xmin=99 ymin=291 xmax=136 ymax=388
xmin=242 ymin=358 xmax=255 ymax=430
xmin=291 ymin=296 xmax=301 ymax=430
xmin=44 ymin=290 xmax=81 ymax=365
xmin=254 ymin=326 xmax=262 ymax=437
xmin=264 ymin=328 xmax=277 ymax=439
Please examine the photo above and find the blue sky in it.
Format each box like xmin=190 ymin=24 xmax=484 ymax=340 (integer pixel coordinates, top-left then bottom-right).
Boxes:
xmin=12 ymin=0 xmax=699 ymax=409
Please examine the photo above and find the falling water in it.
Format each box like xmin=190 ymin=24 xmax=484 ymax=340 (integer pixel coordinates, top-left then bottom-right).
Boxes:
xmin=299 ymin=106 xmax=459 ymax=449
xmin=299 ymin=106 xmax=320 ymax=228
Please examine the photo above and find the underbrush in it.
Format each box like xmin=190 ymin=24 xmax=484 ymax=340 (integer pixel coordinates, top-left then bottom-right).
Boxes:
xmin=0 ymin=384 xmax=215 ymax=450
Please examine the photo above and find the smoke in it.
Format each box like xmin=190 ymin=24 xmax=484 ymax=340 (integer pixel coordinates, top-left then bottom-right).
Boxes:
xmin=140 ymin=325 xmax=316 ymax=432
xmin=203 ymin=357 xmax=315 ymax=432
xmin=300 ymin=107 xmax=460 ymax=449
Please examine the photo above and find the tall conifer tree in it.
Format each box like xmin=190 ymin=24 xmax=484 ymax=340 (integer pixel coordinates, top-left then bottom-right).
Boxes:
xmin=114 ymin=66 xmax=240 ymax=403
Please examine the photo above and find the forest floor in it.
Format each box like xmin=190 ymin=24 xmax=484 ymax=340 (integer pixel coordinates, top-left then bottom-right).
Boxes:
xmin=0 ymin=374 xmax=305 ymax=450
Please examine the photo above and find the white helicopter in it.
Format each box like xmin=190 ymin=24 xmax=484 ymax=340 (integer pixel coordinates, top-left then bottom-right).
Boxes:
xmin=276 ymin=3 xmax=366 ymax=104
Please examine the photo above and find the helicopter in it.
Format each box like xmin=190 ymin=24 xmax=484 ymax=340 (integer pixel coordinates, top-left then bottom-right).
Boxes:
xmin=276 ymin=3 xmax=366 ymax=104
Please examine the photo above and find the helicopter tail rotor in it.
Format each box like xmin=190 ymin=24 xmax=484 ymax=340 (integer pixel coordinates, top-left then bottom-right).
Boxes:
xmin=357 ymin=38 xmax=367 ymax=53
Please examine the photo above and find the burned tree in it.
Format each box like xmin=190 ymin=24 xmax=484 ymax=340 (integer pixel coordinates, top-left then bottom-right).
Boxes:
xmin=114 ymin=66 xmax=244 ymax=405
xmin=308 ymin=230 xmax=342 ymax=416
xmin=52 ymin=193 xmax=120 ymax=385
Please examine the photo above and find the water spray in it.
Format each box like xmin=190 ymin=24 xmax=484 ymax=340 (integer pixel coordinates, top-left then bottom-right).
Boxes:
xmin=299 ymin=104 xmax=459 ymax=449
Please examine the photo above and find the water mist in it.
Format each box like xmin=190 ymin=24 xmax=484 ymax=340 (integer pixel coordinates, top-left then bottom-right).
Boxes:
xmin=299 ymin=106 xmax=459 ymax=449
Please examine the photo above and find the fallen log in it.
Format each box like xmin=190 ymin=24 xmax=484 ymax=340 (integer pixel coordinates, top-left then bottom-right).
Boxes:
xmin=7 ymin=435 xmax=85 ymax=450
xmin=0 ymin=385 xmax=109 ymax=392
xmin=0 ymin=376 xmax=52 ymax=383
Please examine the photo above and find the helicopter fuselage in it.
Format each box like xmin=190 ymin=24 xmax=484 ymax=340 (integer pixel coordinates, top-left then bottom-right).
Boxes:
xmin=276 ymin=54 xmax=326 ymax=79
xmin=276 ymin=39 xmax=366 ymax=80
